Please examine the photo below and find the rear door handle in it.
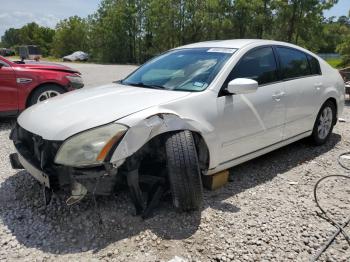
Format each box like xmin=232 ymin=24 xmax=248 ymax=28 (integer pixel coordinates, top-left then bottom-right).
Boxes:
xmin=314 ymin=83 xmax=323 ymax=90
xmin=272 ymin=91 xmax=285 ymax=101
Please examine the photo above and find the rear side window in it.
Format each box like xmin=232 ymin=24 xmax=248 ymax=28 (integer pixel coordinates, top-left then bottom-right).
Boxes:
xmin=228 ymin=47 xmax=278 ymax=85
xmin=307 ymin=55 xmax=321 ymax=75
xmin=276 ymin=47 xmax=311 ymax=79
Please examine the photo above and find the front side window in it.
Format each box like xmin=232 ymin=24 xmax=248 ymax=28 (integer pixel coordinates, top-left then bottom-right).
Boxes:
xmin=276 ymin=47 xmax=311 ymax=79
xmin=122 ymin=48 xmax=235 ymax=92
xmin=226 ymin=47 xmax=278 ymax=86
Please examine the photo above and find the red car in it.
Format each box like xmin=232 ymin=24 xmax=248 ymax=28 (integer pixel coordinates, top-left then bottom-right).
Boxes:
xmin=0 ymin=55 xmax=84 ymax=116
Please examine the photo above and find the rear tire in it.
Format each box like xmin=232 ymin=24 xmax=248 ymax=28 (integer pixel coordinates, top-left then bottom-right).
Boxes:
xmin=165 ymin=130 xmax=203 ymax=212
xmin=310 ymin=100 xmax=336 ymax=145
xmin=28 ymin=84 xmax=66 ymax=106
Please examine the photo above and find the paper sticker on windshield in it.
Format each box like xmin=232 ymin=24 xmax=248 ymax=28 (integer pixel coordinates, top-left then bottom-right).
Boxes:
xmin=207 ymin=48 xmax=236 ymax=54
xmin=194 ymin=82 xmax=204 ymax=87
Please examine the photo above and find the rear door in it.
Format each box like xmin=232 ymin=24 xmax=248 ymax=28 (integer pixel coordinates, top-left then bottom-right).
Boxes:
xmin=0 ymin=59 xmax=18 ymax=113
xmin=275 ymin=47 xmax=322 ymax=139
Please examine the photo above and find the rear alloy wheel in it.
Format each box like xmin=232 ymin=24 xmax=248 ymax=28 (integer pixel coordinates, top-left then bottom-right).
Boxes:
xmin=311 ymin=101 xmax=336 ymax=145
xmin=28 ymin=84 xmax=66 ymax=106
xmin=165 ymin=130 xmax=203 ymax=211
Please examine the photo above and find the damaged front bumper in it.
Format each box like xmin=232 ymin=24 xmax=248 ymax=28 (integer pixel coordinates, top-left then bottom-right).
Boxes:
xmin=10 ymin=151 xmax=50 ymax=187
xmin=9 ymin=124 xmax=119 ymax=199
xmin=9 ymin=123 xmax=172 ymax=218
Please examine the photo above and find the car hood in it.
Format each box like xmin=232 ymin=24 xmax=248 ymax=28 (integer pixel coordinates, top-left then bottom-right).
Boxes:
xmin=18 ymin=83 xmax=191 ymax=140
xmin=14 ymin=61 xmax=79 ymax=74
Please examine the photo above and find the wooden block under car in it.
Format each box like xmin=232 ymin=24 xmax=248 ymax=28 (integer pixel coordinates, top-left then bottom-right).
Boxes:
xmin=202 ymin=170 xmax=229 ymax=190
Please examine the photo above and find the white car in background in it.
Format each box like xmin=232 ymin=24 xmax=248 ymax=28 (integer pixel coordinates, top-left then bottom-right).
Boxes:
xmin=63 ymin=51 xmax=89 ymax=62
xmin=10 ymin=39 xmax=345 ymax=216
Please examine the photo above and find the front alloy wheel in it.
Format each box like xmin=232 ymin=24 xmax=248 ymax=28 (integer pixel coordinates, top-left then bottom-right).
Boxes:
xmin=37 ymin=90 xmax=61 ymax=103
xmin=28 ymin=84 xmax=66 ymax=106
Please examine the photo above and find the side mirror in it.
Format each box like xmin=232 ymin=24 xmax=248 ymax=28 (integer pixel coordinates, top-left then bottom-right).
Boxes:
xmin=226 ymin=78 xmax=258 ymax=95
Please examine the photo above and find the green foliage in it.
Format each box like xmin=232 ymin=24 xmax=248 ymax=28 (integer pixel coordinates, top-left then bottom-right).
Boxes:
xmin=1 ymin=23 xmax=55 ymax=56
xmin=271 ymin=0 xmax=333 ymax=52
xmin=88 ymin=0 xmax=139 ymax=63
xmin=51 ymin=16 xmax=89 ymax=57
xmin=337 ymin=35 xmax=350 ymax=67
xmin=325 ymin=58 xmax=342 ymax=68
xmin=86 ymin=0 xmax=339 ymax=63
xmin=330 ymin=16 xmax=350 ymax=67
xmin=1 ymin=0 xmax=349 ymax=64
xmin=320 ymin=19 xmax=349 ymax=53
xmin=1 ymin=28 xmax=21 ymax=47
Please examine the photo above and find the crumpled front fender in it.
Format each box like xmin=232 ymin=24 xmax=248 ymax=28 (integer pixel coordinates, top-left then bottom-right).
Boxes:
xmin=110 ymin=113 xmax=207 ymax=167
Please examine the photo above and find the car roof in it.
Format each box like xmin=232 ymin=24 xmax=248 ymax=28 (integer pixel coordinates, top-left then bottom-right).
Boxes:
xmin=176 ymin=39 xmax=293 ymax=50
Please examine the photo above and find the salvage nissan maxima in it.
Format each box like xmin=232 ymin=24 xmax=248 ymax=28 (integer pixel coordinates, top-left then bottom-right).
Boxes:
xmin=9 ymin=39 xmax=345 ymax=216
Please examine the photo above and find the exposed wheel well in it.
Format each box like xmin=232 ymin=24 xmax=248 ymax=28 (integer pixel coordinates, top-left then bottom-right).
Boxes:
xmin=26 ymin=83 xmax=67 ymax=108
xmin=122 ymin=130 xmax=210 ymax=175
xmin=325 ymin=97 xmax=337 ymax=125
xmin=191 ymin=131 xmax=210 ymax=172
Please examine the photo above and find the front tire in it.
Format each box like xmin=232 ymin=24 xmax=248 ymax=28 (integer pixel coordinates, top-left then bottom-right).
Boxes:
xmin=311 ymin=100 xmax=336 ymax=145
xmin=28 ymin=84 xmax=66 ymax=106
xmin=165 ymin=130 xmax=203 ymax=212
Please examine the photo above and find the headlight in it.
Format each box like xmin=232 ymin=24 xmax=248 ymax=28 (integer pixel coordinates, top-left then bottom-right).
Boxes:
xmin=65 ymin=75 xmax=84 ymax=89
xmin=55 ymin=123 xmax=128 ymax=167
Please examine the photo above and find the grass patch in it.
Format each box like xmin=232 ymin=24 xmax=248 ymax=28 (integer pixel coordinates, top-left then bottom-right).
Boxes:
xmin=6 ymin=56 xmax=20 ymax=61
xmin=43 ymin=56 xmax=62 ymax=62
xmin=5 ymin=55 xmax=61 ymax=63
xmin=325 ymin=58 xmax=342 ymax=68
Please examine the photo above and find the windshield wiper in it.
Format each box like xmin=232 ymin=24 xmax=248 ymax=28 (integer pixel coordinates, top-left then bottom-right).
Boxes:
xmin=124 ymin=81 xmax=165 ymax=90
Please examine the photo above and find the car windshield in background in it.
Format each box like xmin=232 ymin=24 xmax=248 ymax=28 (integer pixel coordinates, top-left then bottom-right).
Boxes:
xmin=122 ymin=48 xmax=236 ymax=92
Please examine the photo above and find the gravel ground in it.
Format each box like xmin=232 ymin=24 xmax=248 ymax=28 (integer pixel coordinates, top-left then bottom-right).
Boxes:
xmin=0 ymin=71 xmax=349 ymax=261
xmin=60 ymin=62 xmax=138 ymax=88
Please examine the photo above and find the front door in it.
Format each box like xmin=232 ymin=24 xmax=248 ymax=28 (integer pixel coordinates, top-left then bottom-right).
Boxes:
xmin=0 ymin=60 xmax=18 ymax=113
xmin=216 ymin=46 xmax=286 ymax=164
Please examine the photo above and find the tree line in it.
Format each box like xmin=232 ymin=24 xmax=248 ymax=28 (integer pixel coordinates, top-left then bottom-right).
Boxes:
xmin=1 ymin=0 xmax=350 ymax=66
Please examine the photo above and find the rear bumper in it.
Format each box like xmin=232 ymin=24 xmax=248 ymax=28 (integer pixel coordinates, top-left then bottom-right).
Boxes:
xmin=345 ymin=84 xmax=350 ymax=94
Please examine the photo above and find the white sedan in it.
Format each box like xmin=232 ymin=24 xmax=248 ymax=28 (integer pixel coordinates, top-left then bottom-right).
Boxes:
xmin=10 ymin=39 xmax=345 ymax=215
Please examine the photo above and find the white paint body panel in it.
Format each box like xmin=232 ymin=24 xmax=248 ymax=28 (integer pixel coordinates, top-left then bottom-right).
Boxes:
xmin=18 ymin=84 xmax=191 ymax=140
xmin=17 ymin=39 xmax=345 ymax=173
xmin=216 ymin=81 xmax=286 ymax=164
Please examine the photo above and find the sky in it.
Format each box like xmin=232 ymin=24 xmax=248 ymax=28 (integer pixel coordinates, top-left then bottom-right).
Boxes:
xmin=0 ymin=0 xmax=349 ymax=38
xmin=324 ymin=0 xmax=350 ymax=19
xmin=0 ymin=0 xmax=100 ymax=37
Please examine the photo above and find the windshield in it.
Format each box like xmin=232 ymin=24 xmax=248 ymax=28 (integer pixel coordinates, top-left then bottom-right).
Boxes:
xmin=122 ymin=48 xmax=236 ymax=92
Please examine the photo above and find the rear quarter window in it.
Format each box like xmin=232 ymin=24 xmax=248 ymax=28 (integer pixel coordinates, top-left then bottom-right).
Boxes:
xmin=276 ymin=47 xmax=311 ymax=79
xmin=307 ymin=55 xmax=322 ymax=75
